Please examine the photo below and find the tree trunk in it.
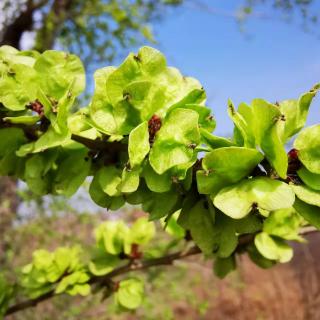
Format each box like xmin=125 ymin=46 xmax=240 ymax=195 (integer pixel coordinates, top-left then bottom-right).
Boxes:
xmin=0 ymin=7 xmax=34 ymax=49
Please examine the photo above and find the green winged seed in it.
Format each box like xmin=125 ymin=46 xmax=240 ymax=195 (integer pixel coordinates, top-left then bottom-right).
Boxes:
xmin=0 ymin=64 xmax=38 ymax=111
xmin=118 ymin=168 xmax=140 ymax=193
xmin=263 ymin=208 xmax=304 ymax=241
xmin=254 ymin=232 xmax=293 ymax=263
xmin=149 ymin=108 xmax=200 ymax=174
xmin=34 ymin=50 xmax=85 ymax=99
xmin=291 ymin=184 xmax=320 ymax=207
xmin=200 ymin=128 xmax=234 ymax=149
xmin=213 ymin=177 xmax=295 ymax=219
xmin=128 ymin=121 xmax=150 ymax=168
xmin=182 ymin=200 xmax=216 ymax=254
xmin=98 ymin=166 xmax=122 ymax=197
xmin=197 ymin=147 xmax=263 ymax=195
xmin=89 ymin=175 xmax=124 ymax=210
xmin=129 ymin=217 xmax=155 ymax=245
xmin=293 ymin=198 xmax=320 ymax=229
xmin=89 ymin=255 xmax=119 ymax=276
xmin=89 ymin=67 xmax=117 ymax=135
xmin=294 ymin=124 xmax=320 ymax=174
xmin=213 ymin=256 xmax=236 ymax=279
xmin=228 ymin=99 xmax=254 ymax=148
xmin=116 ymin=278 xmax=144 ymax=310
xmin=54 ymin=150 xmax=91 ymax=197
xmin=143 ymin=161 xmax=172 ymax=193
xmin=252 ymin=99 xmax=288 ymax=178
xmin=280 ymin=85 xmax=319 ymax=141
xmin=297 ymin=167 xmax=320 ymax=191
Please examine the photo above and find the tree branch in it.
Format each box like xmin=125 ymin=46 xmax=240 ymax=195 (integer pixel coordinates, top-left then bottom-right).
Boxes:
xmin=5 ymin=245 xmax=201 ymax=316
xmin=5 ymin=226 xmax=318 ymax=316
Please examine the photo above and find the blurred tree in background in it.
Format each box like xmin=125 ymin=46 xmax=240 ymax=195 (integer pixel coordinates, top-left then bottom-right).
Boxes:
xmin=0 ymin=0 xmax=182 ymax=266
xmin=0 ymin=0 xmax=182 ymax=65
xmin=1 ymin=1 xmax=320 ymax=318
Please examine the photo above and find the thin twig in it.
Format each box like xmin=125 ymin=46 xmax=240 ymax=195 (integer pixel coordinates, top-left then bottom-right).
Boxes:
xmin=5 ymin=226 xmax=318 ymax=317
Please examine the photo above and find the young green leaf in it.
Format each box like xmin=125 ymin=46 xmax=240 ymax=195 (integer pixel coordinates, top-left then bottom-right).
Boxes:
xmin=280 ymin=84 xmax=319 ymax=141
xmin=142 ymin=161 xmax=172 ymax=192
xmin=297 ymin=167 xmax=320 ymax=191
xmin=197 ymin=147 xmax=264 ymax=195
xmin=116 ymin=278 xmax=144 ymax=310
xmin=255 ymin=232 xmax=293 ymax=263
xmin=263 ymin=208 xmax=304 ymax=241
xmin=213 ymin=256 xmax=236 ymax=279
xmin=294 ymin=124 xmax=320 ymax=174
xmin=149 ymin=108 xmax=200 ymax=174
xmin=293 ymin=198 xmax=320 ymax=229
xmin=291 ymin=184 xmax=320 ymax=207
xmin=213 ymin=177 xmax=295 ymax=219
xmin=128 ymin=121 xmax=150 ymax=168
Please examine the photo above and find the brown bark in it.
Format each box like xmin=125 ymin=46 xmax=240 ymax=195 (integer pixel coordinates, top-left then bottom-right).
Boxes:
xmin=0 ymin=9 xmax=33 ymax=49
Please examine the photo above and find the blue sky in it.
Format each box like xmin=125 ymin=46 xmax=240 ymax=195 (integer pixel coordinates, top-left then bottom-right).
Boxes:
xmin=135 ymin=0 xmax=320 ymax=136
xmin=18 ymin=1 xmax=320 ymax=136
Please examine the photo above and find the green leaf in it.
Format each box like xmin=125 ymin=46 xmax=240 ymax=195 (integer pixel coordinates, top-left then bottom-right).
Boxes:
xmin=149 ymin=108 xmax=200 ymax=174
xmin=34 ymin=50 xmax=85 ymax=99
xmin=280 ymin=85 xmax=319 ymax=140
xmin=291 ymin=184 xmax=320 ymax=207
xmin=66 ymin=283 xmax=91 ymax=296
xmin=16 ymin=127 xmax=71 ymax=157
xmin=98 ymin=166 xmax=122 ymax=197
xmin=0 ymin=274 xmax=13 ymax=318
xmin=129 ymin=217 xmax=155 ymax=245
xmin=89 ymin=254 xmax=120 ymax=276
xmin=89 ymin=66 xmax=117 ymax=135
xmin=24 ymin=154 xmax=51 ymax=195
xmin=260 ymin=119 xmax=287 ymax=179
xmin=143 ymin=161 xmax=172 ymax=192
xmin=293 ymin=197 xmax=320 ymax=229
xmin=55 ymin=271 xmax=90 ymax=295
xmin=128 ymin=121 xmax=150 ymax=167
xmin=89 ymin=175 xmax=124 ymax=210
xmin=234 ymin=214 xmax=262 ymax=234
xmin=263 ymin=208 xmax=304 ymax=241
xmin=213 ymin=256 xmax=236 ymax=279
xmin=0 ymin=128 xmax=27 ymax=176
xmin=197 ymin=147 xmax=263 ymax=195
xmin=4 ymin=115 xmax=40 ymax=125
xmin=94 ymin=221 xmax=130 ymax=255
xmin=118 ymin=168 xmax=140 ymax=193
xmin=254 ymin=232 xmax=293 ymax=263
xmin=168 ymin=104 xmax=215 ymax=132
xmin=142 ymin=190 xmax=179 ymax=220
xmin=294 ymin=124 xmax=320 ymax=174
xmin=161 ymin=211 xmax=185 ymax=239
xmin=54 ymin=149 xmax=91 ymax=197
xmin=0 ymin=64 xmax=38 ymax=111
xmin=180 ymin=199 xmax=216 ymax=254
xmin=200 ymin=128 xmax=235 ymax=149
xmin=213 ymin=177 xmax=295 ymax=219
xmin=125 ymin=181 xmax=152 ymax=205
xmin=228 ymin=100 xmax=255 ymax=148
xmin=252 ymin=99 xmax=287 ymax=178
xmin=116 ymin=278 xmax=144 ymax=310
xmin=298 ymin=167 xmax=320 ymax=191
xmin=247 ymin=244 xmax=276 ymax=269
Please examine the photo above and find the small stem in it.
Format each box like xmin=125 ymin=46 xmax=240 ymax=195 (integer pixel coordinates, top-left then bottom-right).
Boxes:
xmin=5 ymin=226 xmax=318 ymax=316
